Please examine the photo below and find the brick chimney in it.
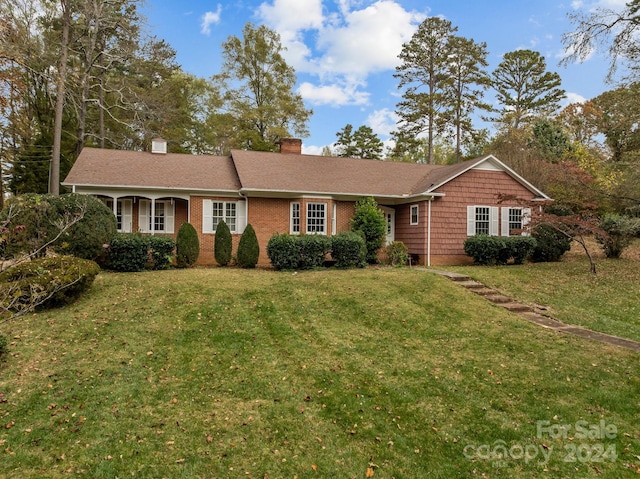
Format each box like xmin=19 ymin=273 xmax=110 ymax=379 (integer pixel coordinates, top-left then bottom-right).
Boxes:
xmin=279 ymin=138 xmax=302 ymax=154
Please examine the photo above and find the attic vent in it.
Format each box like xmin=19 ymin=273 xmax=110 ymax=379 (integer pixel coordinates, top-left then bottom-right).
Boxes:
xmin=151 ymin=138 xmax=167 ymax=154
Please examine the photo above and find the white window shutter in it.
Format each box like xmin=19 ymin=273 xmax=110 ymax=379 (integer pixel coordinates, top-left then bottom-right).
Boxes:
xmin=139 ymin=199 xmax=150 ymax=233
xmin=501 ymin=207 xmax=510 ymax=236
xmin=489 ymin=207 xmax=499 ymax=236
xmin=166 ymin=201 xmax=175 ymax=234
xmin=122 ymin=200 xmax=132 ymax=233
xmin=202 ymin=199 xmax=212 ymax=233
xmin=522 ymin=207 xmax=532 ymax=236
xmin=467 ymin=206 xmax=476 ymax=236
xmin=237 ymin=200 xmax=247 ymax=234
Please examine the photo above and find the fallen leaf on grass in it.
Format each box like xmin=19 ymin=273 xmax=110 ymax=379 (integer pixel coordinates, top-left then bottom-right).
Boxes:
xmin=366 ymin=467 xmax=375 ymax=477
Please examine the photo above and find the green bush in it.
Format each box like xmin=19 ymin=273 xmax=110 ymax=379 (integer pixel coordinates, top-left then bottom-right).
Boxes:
xmin=107 ymin=234 xmax=150 ymax=272
xmin=52 ymin=194 xmax=117 ymax=260
xmin=530 ymin=224 xmax=572 ymax=262
xmin=266 ymin=233 xmax=301 ymax=270
xmin=596 ymin=214 xmax=640 ymax=259
xmin=503 ymin=236 xmax=537 ymax=265
xmin=0 ymin=256 xmax=100 ymax=313
xmin=350 ymin=197 xmax=386 ymax=264
xmin=298 ymin=234 xmax=331 ymax=269
xmin=0 ymin=193 xmax=56 ymax=258
xmin=331 ymin=232 xmax=367 ymax=268
xmin=148 ymin=236 xmax=175 ymax=270
xmin=0 ymin=334 xmax=8 ymax=359
xmin=176 ymin=222 xmax=200 ymax=268
xmin=464 ymin=235 xmax=504 ymax=265
xmin=385 ymin=241 xmax=409 ymax=266
xmin=0 ymin=194 xmax=117 ymax=261
xmin=237 ymin=224 xmax=260 ymax=268
xmin=214 ymin=220 xmax=233 ymax=266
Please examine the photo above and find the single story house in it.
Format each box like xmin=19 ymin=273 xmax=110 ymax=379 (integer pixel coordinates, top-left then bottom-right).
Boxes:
xmin=62 ymin=138 xmax=550 ymax=266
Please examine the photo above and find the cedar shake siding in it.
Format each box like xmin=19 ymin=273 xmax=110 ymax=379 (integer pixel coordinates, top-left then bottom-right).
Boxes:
xmin=427 ymin=169 xmax=539 ymax=265
xmin=63 ymin=144 xmax=550 ymax=268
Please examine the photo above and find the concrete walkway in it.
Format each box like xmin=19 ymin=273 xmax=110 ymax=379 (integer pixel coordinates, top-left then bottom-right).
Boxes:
xmin=425 ymin=269 xmax=640 ymax=353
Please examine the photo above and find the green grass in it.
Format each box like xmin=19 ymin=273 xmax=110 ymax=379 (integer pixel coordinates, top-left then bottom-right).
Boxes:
xmin=0 ymin=266 xmax=638 ymax=478
xmin=449 ymin=239 xmax=640 ymax=343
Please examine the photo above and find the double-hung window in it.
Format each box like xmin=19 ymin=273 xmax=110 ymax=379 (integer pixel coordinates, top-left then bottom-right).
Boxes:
xmin=467 ymin=206 xmax=498 ymax=236
xmin=104 ymin=199 xmax=133 ymax=233
xmin=290 ymin=202 xmax=301 ymax=234
xmin=203 ymin=199 xmax=246 ymax=234
xmin=501 ymin=207 xmax=531 ymax=236
xmin=410 ymin=205 xmax=419 ymax=225
xmin=139 ymin=199 xmax=175 ymax=233
xmin=306 ymin=202 xmax=326 ymax=234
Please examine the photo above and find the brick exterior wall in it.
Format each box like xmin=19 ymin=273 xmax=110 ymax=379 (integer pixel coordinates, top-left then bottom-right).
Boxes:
xmin=120 ymin=167 xmax=539 ymax=268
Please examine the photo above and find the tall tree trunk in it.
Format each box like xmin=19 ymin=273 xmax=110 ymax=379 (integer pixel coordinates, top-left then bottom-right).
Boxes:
xmin=50 ymin=0 xmax=70 ymax=196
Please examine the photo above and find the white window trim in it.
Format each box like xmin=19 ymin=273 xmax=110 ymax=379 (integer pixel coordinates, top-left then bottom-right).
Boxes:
xmin=139 ymin=199 xmax=175 ymax=234
xmin=467 ymin=205 xmax=499 ymax=236
xmin=501 ymin=206 xmax=531 ymax=236
xmin=202 ymin=199 xmax=246 ymax=234
xmin=410 ymin=204 xmax=419 ymax=225
xmin=306 ymin=202 xmax=327 ymax=235
xmin=290 ymin=202 xmax=301 ymax=234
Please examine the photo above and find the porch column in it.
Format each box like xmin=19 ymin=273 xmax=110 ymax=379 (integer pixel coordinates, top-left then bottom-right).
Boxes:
xmin=150 ymin=198 xmax=156 ymax=235
xmin=111 ymin=196 xmax=117 ymax=217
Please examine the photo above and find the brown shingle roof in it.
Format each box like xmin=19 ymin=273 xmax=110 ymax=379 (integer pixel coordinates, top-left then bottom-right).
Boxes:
xmin=63 ymin=147 xmax=241 ymax=191
xmin=230 ymin=149 xmax=442 ymax=197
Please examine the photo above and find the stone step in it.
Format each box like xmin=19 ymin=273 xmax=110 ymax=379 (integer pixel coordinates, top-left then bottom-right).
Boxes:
xmin=500 ymin=302 xmax=533 ymax=313
xmin=484 ymin=294 xmax=513 ymax=304
xmin=457 ymin=280 xmax=486 ymax=289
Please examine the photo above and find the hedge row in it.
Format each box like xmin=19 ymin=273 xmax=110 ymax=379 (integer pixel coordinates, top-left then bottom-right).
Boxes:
xmin=267 ymin=232 xmax=367 ymax=270
xmin=106 ymin=234 xmax=176 ymax=272
xmin=464 ymin=235 xmax=537 ymax=265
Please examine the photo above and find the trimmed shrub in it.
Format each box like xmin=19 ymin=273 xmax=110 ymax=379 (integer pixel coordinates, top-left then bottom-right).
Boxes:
xmin=0 ymin=256 xmax=100 ymax=313
xmin=176 ymin=222 xmax=200 ymax=268
xmin=331 ymin=231 xmax=367 ymax=268
xmin=0 ymin=193 xmax=56 ymax=258
xmin=298 ymin=234 xmax=331 ymax=270
xmin=214 ymin=220 xmax=233 ymax=266
xmin=464 ymin=235 xmax=505 ymax=265
xmin=596 ymin=214 xmax=640 ymax=259
xmin=107 ymin=234 xmax=150 ymax=272
xmin=385 ymin=241 xmax=409 ymax=266
xmin=0 ymin=193 xmax=117 ymax=261
xmin=237 ymin=224 xmax=260 ymax=268
xmin=503 ymin=236 xmax=537 ymax=265
xmin=530 ymin=224 xmax=572 ymax=262
xmin=148 ymin=236 xmax=175 ymax=270
xmin=350 ymin=197 xmax=386 ymax=264
xmin=52 ymin=194 xmax=117 ymax=260
xmin=267 ymin=233 xmax=300 ymax=270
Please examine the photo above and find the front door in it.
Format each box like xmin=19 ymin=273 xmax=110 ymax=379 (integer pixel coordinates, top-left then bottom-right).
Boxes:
xmin=381 ymin=207 xmax=395 ymax=245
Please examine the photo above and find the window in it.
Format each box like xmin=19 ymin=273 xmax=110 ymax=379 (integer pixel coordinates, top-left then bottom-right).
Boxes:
xmin=501 ymin=207 xmax=531 ymax=236
xmin=139 ymin=199 xmax=174 ymax=233
xmin=203 ymin=199 xmax=246 ymax=234
xmin=410 ymin=205 xmax=419 ymax=225
xmin=104 ymin=199 xmax=133 ymax=233
xmin=467 ymin=206 xmax=498 ymax=236
xmin=290 ymin=202 xmax=300 ymax=234
xmin=306 ymin=202 xmax=326 ymax=234
xmin=475 ymin=207 xmax=490 ymax=235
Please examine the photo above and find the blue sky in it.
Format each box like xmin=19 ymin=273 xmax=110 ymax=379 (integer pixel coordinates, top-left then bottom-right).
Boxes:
xmin=141 ymin=0 xmax=625 ymax=154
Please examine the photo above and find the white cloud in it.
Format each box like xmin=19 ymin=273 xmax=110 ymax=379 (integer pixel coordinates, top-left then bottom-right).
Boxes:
xmin=564 ymin=92 xmax=588 ymax=104
xmin=301 ymin=144 xmax=326 ymax=155
xmin=366 ymin=108 xmax=398 ymax=137
xmin=257 ymin=0 xmax=425 ymax=109
xmin=298 ymin=80 xmax=370 ymax=107
xmin=201 ymin=4 xmax=222 ymax=36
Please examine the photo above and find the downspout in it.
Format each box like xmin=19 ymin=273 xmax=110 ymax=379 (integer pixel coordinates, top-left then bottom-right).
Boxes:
xmin=427 ymin=198 xmax=432 ymax=267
